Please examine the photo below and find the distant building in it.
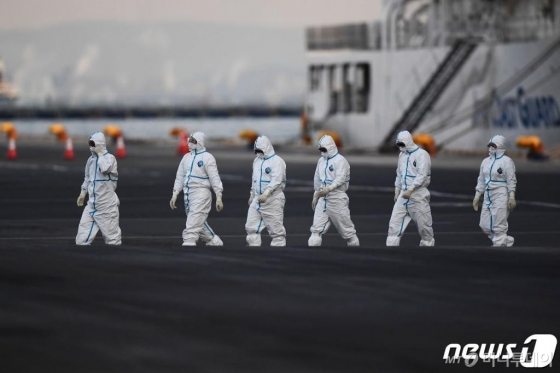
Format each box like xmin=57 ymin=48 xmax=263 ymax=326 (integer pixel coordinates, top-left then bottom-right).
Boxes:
xmin=0 ymin=58 xmax=18 ymax=104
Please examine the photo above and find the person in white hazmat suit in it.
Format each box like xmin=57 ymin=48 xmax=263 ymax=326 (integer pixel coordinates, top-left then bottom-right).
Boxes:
xmin=473 ymin=135 xmax=517 ymax=247
xmin=308 ymin=135 xmax=360 ymax=246
xmin=386 ymin=131 xmax=435 ymax=246
xmin=170 ymin=132 xmax=224 ymax=246
xmin=76 ymin=132 xmax=122 ymax=245
xmin=245 ymin=136 xmax=287 ymax=246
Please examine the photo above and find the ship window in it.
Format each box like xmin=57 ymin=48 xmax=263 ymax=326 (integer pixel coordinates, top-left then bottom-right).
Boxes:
xmin=309 ymin=66 xmax=316 ymax=90
xmin=309 ymin=65 xmax=326 ymax=91
xmin=342 ymin=64 xmax=353 ymax=113
xmin=317 ymin=65 xmax=325 ymax=90
xmin=354 ymin=63 xmax=370 ymax=113
xmin=328 ymin=65 xmax=340 ymax=114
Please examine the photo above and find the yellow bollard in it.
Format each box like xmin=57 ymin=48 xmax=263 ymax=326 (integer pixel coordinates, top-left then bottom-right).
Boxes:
xmin=1 ymin=122 xmax=18 ymax=140
xmin=317 ymin=131 xmax=342 ymax=148
xmin=169 ymin=127 xmax=188 ymax=138
xmin=516 ymin=135 xmax=544 ymax=152
xmin=49 ymin=123 xmax=68 ymax=142
xmin=103 ymin=125 xmax=122 ymax=140
xmin=239 ymin=130 xmax=259 ymax=149
xmin=413 ymin=133 xmax=437 ymax=156
xmin=516 ymin=135 xmax=547 ymax=160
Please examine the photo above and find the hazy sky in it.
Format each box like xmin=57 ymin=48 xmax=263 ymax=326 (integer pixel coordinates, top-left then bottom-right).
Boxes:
xmin=1 ymin=0 xmax=383 ymax=29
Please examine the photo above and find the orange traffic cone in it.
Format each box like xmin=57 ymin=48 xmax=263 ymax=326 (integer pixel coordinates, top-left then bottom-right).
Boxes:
xmin=6 ymin=137 xmax=17 ymax=160
xmin=64 ymin=137 xmax=75 ymax=160
xmin=116 ymin=135 xmax=127 ymax=158
xmin=177 ymin=131 xmax=189 ymax=155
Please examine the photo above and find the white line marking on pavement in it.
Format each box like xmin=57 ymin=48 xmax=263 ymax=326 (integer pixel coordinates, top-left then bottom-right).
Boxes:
xmin=223 ymin=174 xmax=560 ymax=209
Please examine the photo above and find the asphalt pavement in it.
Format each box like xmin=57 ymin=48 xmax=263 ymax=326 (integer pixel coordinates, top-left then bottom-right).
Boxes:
xmin=0 ymin=141 xmax=559 ymax=372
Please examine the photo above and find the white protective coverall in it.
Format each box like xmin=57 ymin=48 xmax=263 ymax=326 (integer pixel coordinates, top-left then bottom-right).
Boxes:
xmin=245 ymin=136 xmax=287 ymax=246
xmin=172 ymin=132 xmax=224 ymax=246
xmin=387 ymin=131 xmax=435 ymax=246
xmin=308 ymin=135 xmax=359 ymax=246
xmin=76 ymin=132 xmax=122 ymax=245
xmin=475 ymin=135 xmax=517 ymax=247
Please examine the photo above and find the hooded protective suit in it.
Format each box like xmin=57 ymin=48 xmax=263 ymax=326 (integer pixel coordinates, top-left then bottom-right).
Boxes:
xmin=172 ymin=132 xmax=224 ymax=246
xmin=76 ymin=132 xmax=122 ymax=245
xmin=475 ymin=135 xmax=517 ymax=247
xmin=387 ymin=131 xmax=435 ymax=246
xmin=308 ymin=135 xmax=359 ymax=246
xmin=245 ymin=136 xmax=287 ymax=246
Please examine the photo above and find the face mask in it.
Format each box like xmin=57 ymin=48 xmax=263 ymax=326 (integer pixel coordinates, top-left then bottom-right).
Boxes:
xmin=256 ymin=153 xmax=264 ymax=159
xmin=89 ymin=146 xmax=95 ymax=154
xmin=320 ymin=152 xmax=328 ymax=159
xmin=488 ymin=147 xmax=497 ymax=157
xmin=398 ymin=146 xmax=406 ymax=152
xmin=188 ymin=142 xmax=197 ymax=152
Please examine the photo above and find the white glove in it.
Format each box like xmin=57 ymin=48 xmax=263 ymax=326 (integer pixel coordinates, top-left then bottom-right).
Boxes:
xmin=170 ymin=190 xmax=180 ymax=209
xmin=257 ymin=189 xmax=271 ymax=203
xmin=402 ymin=186 xmax=415 ymax=199
xmin=311 ymin=192 xmax=319 ymax=211
xmin=318 ymin=185 xmax=334 ymax=197
xmin=473 ymin=192 xmax=481 ymax=211
xmin=76 ymin=191 xmax=86 ymax=207
xmin=394 ymin=188 xmax=401 ymax=202
xmin=248 ymin=190 xmax=255 ymax=206
xmin=216 ymin=193 xmax=223 ymax=212
xmin=508 ymin=191 xmax=516 ymax=211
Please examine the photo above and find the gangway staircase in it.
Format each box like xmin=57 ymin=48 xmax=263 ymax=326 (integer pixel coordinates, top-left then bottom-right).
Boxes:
xmin=380 ymin=40 xmax=477 ymax=152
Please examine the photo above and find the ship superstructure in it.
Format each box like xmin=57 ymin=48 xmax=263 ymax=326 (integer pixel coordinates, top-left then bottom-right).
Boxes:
xmin=305 ymin=0 xmax=560 ymax=152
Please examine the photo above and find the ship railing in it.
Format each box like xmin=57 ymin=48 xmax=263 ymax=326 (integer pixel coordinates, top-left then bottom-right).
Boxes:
xmin=307 ymin=0 xmax=560 ymax=52
xmin=441 ymin=0 xmax=560 ymax=44
xmin=306 ymin=22 xmax=381 ymax=51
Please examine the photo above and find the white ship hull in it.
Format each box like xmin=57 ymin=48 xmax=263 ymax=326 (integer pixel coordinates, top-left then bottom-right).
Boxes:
xmin=305 ymin=0 xmax=560 ymax=153
xmin=306 ymin=38 xmax=560 ymax=151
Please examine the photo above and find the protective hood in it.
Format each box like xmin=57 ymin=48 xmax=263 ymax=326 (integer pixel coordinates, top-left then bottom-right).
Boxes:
xmin=488 ymin=135 xmax=506 ymax=158
xmin=90 ymin=132 xmax=107 ymax=153
xmin=318 ymin=134 xmax=338 ymax=157
xmin=190 ymin=131 xmax=206 ymax=152
xmin=254 ymin=136 xmax=275 ymax=157
xmin=396 ymin=131 xmax=418 ymax=152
